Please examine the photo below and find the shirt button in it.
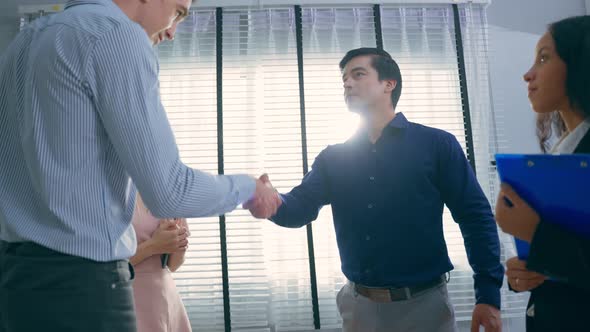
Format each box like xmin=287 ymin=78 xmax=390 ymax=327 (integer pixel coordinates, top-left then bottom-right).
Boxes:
xmin=365 ymin=235 xmax=371 ymax=241
xmin=111 ymin=206 xmax=121 ymax=216
xmin=372 ymin=148 xmax=377 ymax=153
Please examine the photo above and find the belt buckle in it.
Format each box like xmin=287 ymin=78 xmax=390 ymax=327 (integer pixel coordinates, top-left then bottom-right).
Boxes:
xmin=388 ymin=287 xmax=411 ymax=301
xmin=370 ymin=288 xmax=392 ymax=303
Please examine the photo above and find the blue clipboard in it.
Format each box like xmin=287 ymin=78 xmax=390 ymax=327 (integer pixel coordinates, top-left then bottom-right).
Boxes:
xmin=495 ymin=154 xmax=590 ymax=260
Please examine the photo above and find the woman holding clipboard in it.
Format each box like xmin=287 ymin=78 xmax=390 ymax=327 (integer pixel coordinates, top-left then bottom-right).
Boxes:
xmin=495 ymin=16 xmax=590 ymax=332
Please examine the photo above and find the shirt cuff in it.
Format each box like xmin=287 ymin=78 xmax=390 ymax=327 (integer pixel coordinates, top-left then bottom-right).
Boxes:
xmin=269 ymin=195 xmax=288 ymax=223
xmin=475 ymin=278 xmax=502 ymax=309
xmin=230 ymin=174 xmax=256 ymax=206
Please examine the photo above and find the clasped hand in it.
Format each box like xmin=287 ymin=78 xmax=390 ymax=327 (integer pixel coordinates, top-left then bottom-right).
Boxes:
xmin=150 ymin=218 xmax=190 ymax=254
xmin=244 ymin=174 xmax=282 ymax=219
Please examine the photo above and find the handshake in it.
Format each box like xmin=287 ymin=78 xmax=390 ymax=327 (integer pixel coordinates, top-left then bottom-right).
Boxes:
xmin=243 ymin=174 xmax=282 ymax=219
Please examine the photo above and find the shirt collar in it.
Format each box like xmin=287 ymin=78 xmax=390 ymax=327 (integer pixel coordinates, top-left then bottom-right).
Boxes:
xmin=551 ymin=118 xmax=590 ymax=154
xmin=351 ymin=112 xmax=409 ymax=143
xmin=65 ymin=0 xmax=115 ymax=10
xmin=386 ymin=112 xmax=409 ymax=130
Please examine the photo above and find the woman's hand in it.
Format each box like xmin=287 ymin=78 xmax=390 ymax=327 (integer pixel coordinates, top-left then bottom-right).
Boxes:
xmin=506 ymin=256 xmax=547 ymax=292
xmin=495 ymin=183 xmax=540 ymax=242
xmin=174 ymin=218 xmax=190 ymax=252
xmin=149 ymin=219 xmax=189 ymax=254
xmin=167 ymin=218 xmax=190 ymax=272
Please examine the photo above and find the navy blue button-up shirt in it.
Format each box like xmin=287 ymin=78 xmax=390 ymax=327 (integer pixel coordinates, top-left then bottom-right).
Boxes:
xmin=271 ymin=113 xmax=504 ymax=308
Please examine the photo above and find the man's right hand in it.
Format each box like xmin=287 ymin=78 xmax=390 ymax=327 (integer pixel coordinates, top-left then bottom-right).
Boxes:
xmin=244 ymin=174 xmax=282 ymax=219
xmin=506 ymin=256 xmax=547 ymax=292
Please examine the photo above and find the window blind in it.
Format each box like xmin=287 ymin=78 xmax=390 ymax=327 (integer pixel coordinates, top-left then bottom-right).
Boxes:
xmin=17 ymin=3 xmax=527 ymax=331
xmin=457 ymin=4 xmax=530 ymax=321
xmin=157 ymin=10 xmax=226 ymax=332
xmin=221 ymin=7 xmax=315 ymax=332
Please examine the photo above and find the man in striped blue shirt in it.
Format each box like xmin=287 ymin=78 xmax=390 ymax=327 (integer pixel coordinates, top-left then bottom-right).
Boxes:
xmin=0 ymin=0 xmax=280 ymax=331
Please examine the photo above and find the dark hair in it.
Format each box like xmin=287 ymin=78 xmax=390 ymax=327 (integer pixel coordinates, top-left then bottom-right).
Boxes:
xmin=536 ymin=112 xmax=567 ymax=153
xmin=537 ymin=16 xmax=590 ymax=151
xmin=339 ymin=47 xmax=403 ymax=109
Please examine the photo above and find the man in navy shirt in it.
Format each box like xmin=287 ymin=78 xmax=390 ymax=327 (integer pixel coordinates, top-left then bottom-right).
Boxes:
xmin=247 ymin=48 xmax=503 ymax=332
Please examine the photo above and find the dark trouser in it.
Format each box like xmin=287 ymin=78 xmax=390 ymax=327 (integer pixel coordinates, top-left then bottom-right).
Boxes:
xmin=0 ymin=241 xmax=137 ymax=332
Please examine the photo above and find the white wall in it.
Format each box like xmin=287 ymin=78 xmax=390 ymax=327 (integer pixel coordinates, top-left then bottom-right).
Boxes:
xmin=0 ymin=0 xmax=18 ymax=56
xmin=487 ymin=0 xmax=586 ymax=35
xmin=487 ymin=0 xmax=587 ymax=153
xmin=0 ymin=20 xmax=18 ymax=55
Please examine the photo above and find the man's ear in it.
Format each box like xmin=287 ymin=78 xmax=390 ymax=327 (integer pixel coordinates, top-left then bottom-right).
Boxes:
xmin=384 ymin=79 xmax=397 ymax=94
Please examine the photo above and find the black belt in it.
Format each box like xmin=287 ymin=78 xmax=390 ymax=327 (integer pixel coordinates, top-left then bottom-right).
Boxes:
xmin=354 ymin=276 xmax=446 ymax=303
xmin=1 ymin=241 xmax=134 ymax=280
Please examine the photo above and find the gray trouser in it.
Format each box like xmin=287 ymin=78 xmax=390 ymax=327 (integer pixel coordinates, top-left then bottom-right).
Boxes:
xmin=337 ymin=281 xmax=458 ymax=332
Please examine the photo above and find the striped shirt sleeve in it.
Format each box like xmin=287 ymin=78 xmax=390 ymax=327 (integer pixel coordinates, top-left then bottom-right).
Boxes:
xmin=85 ymin=22 xmax=255 ymax=218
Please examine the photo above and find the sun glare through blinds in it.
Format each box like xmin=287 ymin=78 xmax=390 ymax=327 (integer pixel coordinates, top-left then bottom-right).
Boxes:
xmin=221 ymin=7 xmax=314 ymax=332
